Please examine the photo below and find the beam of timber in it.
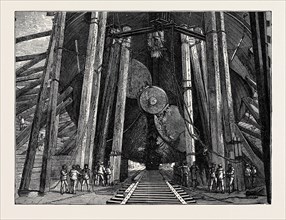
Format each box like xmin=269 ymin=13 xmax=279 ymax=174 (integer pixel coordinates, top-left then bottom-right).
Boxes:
xmin=110 ymin=26 xmax=131 ymax=184
xmin=16 ymin=72 xmax=43 ymax=82
xmin=55 ymin=130 xmax=77 ymax=155
xmin=244 ymin=96 xmax=259 ymax=110
xmin=16 ymin=30 xmax=52 ymax=44
xmin=189 ymin=29 xmax=210 ymax=148
xmin=238 ymin=123 xmax=261 ymax=139
xmin=75 ymin=12 xmax=99 ymax=168
xmin=94 ymin=29 xmax=121 ymax=164
xmin=16 ymin=54 xmax=46 ymax=77
xmin=18 ymin=17 xmax=57 ymax=192
xmin=85 ymin=12 xmax=108 ymax=169
xmin=243 ymin=132 xmax=263 ymax=161
xmin=20 ymin=66 xmax=45 ymax=77
xmin=57 ymin=120 xmax=73 ymax=134
xmin=16 ymin=79 xmax=42 ymax=98
xmin=58 ymin=125 xmax=76 ymax=138
xmin=241 ymin=113 xmax=261 ymax=130
xmin=16 ymin=52 xmax=47 ymax=62
xmin=245 ymin=76 xmax=257 ymax=90
xmin=198 ymin=28 xmax=209 ymax=102
xmin=204 ymin=12 xmax=225 ymax=167
xmin=16 ymin=99 xmax=38 ymax=115
xmin=242 ymin=97 xmax=261 ymax=125
xmin=180 ymin=27 xmax=196 ymax=165
xmin=39 ymin=12 xmax=67 ymax=193
xmin=16 ymin=79 xmax=43 ymax=87
xmin=18 ymin=105 xmax=36 ymax=118
xmin=16 ymin=97 xmax=73 ymax=150
xmin=216 ymin=12 xmax=244 ymax=190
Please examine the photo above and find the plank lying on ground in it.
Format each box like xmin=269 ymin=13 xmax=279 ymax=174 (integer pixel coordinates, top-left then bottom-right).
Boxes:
xmin=16 ymin=54 xmax=46 ymax=77
xmin=16 ymin=30 xmax=52 ymax=44
xmin=16 ymin=52 xmax=47 ymax=62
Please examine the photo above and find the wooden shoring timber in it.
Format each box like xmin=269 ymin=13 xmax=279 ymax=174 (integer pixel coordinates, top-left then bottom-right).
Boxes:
xmin=16 ymin=72 xmax=43 ymax=82
xmin=85 ymin=12 xmax=108 ymax=169
xmin=245 ymin=76 xmax=257 ymax=90
xmin=16 ymin=79 xmax=43 ymax=87
xmin=189 ymin=31 xmax=210 ymax=147
xmin=58 ymin=125 xmax=76 ymax=138
xmin=198 ymin=28 xmax=209 ymax=102
xmin=238 ymin=123 xmax=261 ymax=140
xmin=180 ymin=28 xmax=196 ymax=165
xmin=241 ymin=112 xmax=261 ymax=130
xmin=57 ymin=120 xmax=73 ymax=134
xmin=110 ymin=26 xmax=132 ymax=184
xmin=19 ymin=15 xmax=58 ymax=192
xmin=16 ymin=79 xmax=42 ymax=98
xmin=16 ymin=52 xmax=47 ymax=62
xmin=17 ymin=94 xmax=38 ymax=102
xmin=242 ymin=97 xmax=261 ymax=125
xmin=20 ymin=66 xmax=45 ymax=77
xmin=18 ymin=106 xmax=36 ymax=119
xmin=244 ymin=96 xmax=259 ymax=109
xmin=243 ymin=132 xmax=263 ymax=161
xmin=234 ymin=124 xmax=264 ymax=176
xmin=55 ymin=130 xmax=77 ymax=155
xmin=204 ymin=12 xmax=225 ymax=167
xmin=16 ymin=30 xmax=52 ymax=44
xmin=75 ymin=12 xmax=100 ymax=168
xmin=16 ymin=97 xmax=73 ymax=150
xmin=39 ymin=12 xmax=67 ymax=193
xmin=16 ymin=53 xmax=46 ymax=77
xmin=16 ymin=98 xmax=39 ymax=116
xmin=94 ymin=30 xmax=121 ymax=164
xmin=215 ymin=11 xmax=246 ymax=191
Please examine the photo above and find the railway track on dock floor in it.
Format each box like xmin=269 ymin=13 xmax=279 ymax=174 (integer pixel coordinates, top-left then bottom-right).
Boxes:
xmin=107 ymin=170 xmax=196 ymax=205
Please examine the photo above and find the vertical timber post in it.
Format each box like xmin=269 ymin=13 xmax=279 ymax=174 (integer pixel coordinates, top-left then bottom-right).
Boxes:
xmin=180 ymin=28 xmax=196 ymax=166
xmin=204 ymin=12 xmax=225 ymax=167
xmin=18 ymin=14 xmax=57 ymax=194
xmin=216 ymin=12 xmax=244 ymax=191
xmin=94 ymin=29 xmax=121 ymax=164
xmin=85 ymin=12 xmax=108 ymax=169
xmin=75 ymin=12 xmax=99 ymax=168
xmin=250 ymin=12 xmax=271 ymax=204
xmin=110 ymin=26 xmax=131 ymax=184
xmin=189 ymin=28 xmax=210 ymax=146
xmin=39 ymin=12 xmax=66 ymax=193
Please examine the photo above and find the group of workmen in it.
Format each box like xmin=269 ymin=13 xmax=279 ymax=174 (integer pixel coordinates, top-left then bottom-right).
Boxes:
xmin=174 ymin=161 xmax=257 ymax=193
xmin=59 ymin=161 xmax=112 ymax=194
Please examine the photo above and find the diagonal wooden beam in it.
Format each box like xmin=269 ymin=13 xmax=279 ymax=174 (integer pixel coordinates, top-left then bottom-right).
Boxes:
xmin=16 ymin=79 xmax=42 ymax=98
xmin=16 ymin=72 xmax=43 ymax=82
xmin=16 ymin=30 xmax=52 ymax=44
xmin=16 ymin=52 xmax=47 ymax=62
xmin=243 ymin=132 xmax=263 ymax=161
xmin=242 ymin=97 xmax=261 ymax=125
xmin=20 ymin=66 xmax=45 ymax=77
xmin=16 ymin=97 xmax=73 ymax=150
xmin=16 ymin=54 xmax=46 ymax=77
xmin=238 ymin=123 xmax=261 ymax=139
